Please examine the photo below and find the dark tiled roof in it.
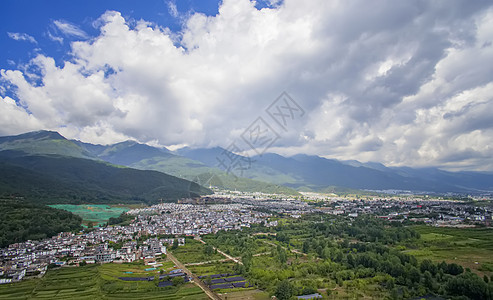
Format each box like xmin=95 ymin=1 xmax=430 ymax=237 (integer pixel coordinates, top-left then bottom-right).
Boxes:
xmin=210 ymin=283 xmax=233 ymax=289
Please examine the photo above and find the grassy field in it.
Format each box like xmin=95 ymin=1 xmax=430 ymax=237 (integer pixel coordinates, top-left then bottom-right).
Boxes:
xmin=49 ymin=204 xmax=130 ymax=226
xmin=404 ymin=225 xmax=493 ymax=277
xmin=171 ymin=238 xmax=225 ymax=264
xmin=98 ymin=259 xmax=176 ymax=279
xmin=202 ymin=235 xmax=274 ymax=257
xmin=217 ymin=289 xmax=270 ymax=300
xmin=0 ymin=263 xmax=207 ymax=300
xmin=187 ymin=261 xmax=237 ymax=276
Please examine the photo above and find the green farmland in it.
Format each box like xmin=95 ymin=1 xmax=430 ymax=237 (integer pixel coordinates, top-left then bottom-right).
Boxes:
xmin=0 ymin=264 xmax=207 ymax=300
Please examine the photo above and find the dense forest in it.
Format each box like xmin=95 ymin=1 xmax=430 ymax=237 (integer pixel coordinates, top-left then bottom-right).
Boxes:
xmin=0 ymin=200 xmax=82 ymax=248
xmin=0 ymin=151 xmax=211 ymax=204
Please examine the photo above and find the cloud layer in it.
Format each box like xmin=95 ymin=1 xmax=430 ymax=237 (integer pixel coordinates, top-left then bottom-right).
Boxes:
xmin=1 ymin=0 xmax=493 ymax=170
xmin=7 ymin=32 xmax=37 ymax=44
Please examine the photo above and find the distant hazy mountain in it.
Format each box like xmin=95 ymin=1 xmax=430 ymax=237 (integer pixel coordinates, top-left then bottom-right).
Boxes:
xmin=2 ymin=130 xmax=492 ymax=195
xmin=176 ymin=148 xmax=301 ymax=185
xmin=79 ymin=142 xmax=299 ymax=195
xmin=178 ymin=147 xmax=493 ymax=194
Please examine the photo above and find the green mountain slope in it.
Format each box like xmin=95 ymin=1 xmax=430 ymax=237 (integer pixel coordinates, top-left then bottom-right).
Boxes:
xmin=0 ymin=151 xmax=211 ymax=204
xmin=0 ymin=131 xmax=299 ymax=196
xmin=76 ymin=140 xmax=300 ymax=195
xmin=122 ymin=156 xmax=299 ymax=195
xmin=0 ymin=131 xmax=95 ymax=159
xmin=177 ymin=147 xmax=301 ymax=185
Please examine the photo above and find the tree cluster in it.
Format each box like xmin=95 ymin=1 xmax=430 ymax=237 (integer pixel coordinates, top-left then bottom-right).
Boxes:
xmin=0 ymin=200 xmax=82 ymax=248
xmin=210 ymin=215 xmax=493 ymax=299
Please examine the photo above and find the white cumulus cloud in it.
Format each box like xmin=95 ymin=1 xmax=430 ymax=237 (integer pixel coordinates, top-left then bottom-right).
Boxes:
xmin=1 ymin=0 xmax=493 ymax=171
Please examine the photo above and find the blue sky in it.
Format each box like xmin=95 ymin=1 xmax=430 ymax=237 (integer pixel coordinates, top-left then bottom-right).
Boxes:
xmin=0 ymin=0 xmax=223 ymax=70
xmin=1 ymin=0 xmax=493 ymax=171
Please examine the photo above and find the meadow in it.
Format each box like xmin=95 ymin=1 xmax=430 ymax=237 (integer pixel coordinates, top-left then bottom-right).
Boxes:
xmin=404 ymin=225 xmax=493 ymax=277
xmin=171 ymin=238 xmax=225 ymax=264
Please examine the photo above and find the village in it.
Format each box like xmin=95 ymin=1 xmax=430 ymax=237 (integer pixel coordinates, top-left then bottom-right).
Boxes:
xmin=0 ymin=202 xmax=273 ymax=284
xmin=1 ymin=193 xmax=492 ymax=285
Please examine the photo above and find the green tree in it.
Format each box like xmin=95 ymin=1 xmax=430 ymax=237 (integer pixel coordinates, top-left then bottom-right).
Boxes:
xmin=406 ymin=265 xmax=421 ymax=284
xmin=423 ymin=271 xmax=435 ymax=291
xmin=420 ymin=259 xmax=437 ymax=275
xmin=275 ymin=280 xmax=293 ymax=300
xmin=446 ymin=272 xmax=490 ymax=299
xmin=301 ymin=286 xmax=317 ymax=295
xmin=172 ymin=276 xmax=185 ymax=286
xmin=277 ymin=245 xmax=287 ymax=264
xmin=276 ymin=232 xmax=290 ymax=244
xmin=242 ymin=251 xmax=253 ymax=272
xmin=347 ymin=253 xmax=355 ymax=267
xmin=204 ymin=244 xmax=214 ymax=256
xmin=234 ymin=262 xmax=246 ymax=275
xmin=172 ymin=238 xmax=178 ymax=250
xmin=302 ymin=240 xmax=310 ymax=253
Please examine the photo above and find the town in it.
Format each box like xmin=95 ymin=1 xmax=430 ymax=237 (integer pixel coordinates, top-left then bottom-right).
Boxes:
xmin=1 ymin=192 xmax=492 ymax=285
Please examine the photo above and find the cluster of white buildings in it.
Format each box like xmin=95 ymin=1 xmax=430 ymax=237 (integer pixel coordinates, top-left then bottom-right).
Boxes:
xmin=0 ymin=202 xmax=273 ymax=284
xmin=320 ymin=198 xmax=493 ymax=226
xmin=127 ymin=203 xmax=273 ymax=235
xmin=0 ymin=225 xmax=180 ymax=284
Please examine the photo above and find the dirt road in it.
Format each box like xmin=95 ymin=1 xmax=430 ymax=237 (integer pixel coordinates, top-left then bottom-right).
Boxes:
xmin=195 ymin=236 xmax=243 ymax=265
xmin=166 ymin=251 xmax=221 ymax=300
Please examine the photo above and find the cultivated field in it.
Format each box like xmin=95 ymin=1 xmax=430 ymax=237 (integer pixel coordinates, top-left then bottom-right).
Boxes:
xmin=0 ymin=263 xmax=207 ymax=299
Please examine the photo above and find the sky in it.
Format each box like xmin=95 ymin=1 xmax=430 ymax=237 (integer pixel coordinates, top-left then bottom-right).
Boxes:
xmin=1 ymin=0 xmax=493 ymax=171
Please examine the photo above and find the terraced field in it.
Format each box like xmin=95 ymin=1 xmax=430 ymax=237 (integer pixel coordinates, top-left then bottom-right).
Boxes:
xmin=0 ymin=264 xmax=207 ymax=299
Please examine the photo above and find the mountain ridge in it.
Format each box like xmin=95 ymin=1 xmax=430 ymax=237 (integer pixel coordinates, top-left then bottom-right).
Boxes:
xmin=0 ymin=150 xmax=211 ymax=204
xmin=2 ymin=130 xmax=492 ymax=194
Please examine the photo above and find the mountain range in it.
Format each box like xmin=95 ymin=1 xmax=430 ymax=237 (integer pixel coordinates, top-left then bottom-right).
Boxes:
xmin=1 ymin=131 xmax=492 ymax=203
xmin=0 ymin=131 xmax=211 ymax=204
